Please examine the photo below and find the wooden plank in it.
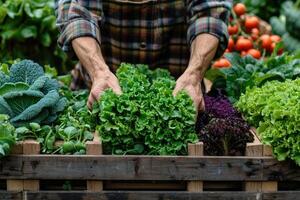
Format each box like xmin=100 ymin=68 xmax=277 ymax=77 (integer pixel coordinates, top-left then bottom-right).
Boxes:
xmin=0 ymin=191 xmax=22 ymax=200
xmin=2 ymin=155 xmax=299 ymax=181
xmin=23 ymin=140 xmax=40 ymax=155
xmin=24 ymin=191 xmax=300 ymax=200
xmin=7 ymin=142 xmax=24 ymax=192
xmin=22 ymin=140 xmax=40 ymax=191
xmin=187 ymin=142 xmax=203 ymax=192
xmin=6 ymin=180 xmax=23 ymax=192
xmin=262 ymin=182 xmax=278 ymax=192
xmin=263 ymin=191 xmax=300 ymax=200
xmin=10 ymin=142 xmax=23 ymax=155
xmin=245 ymin=131 xmax=264 ymax=192
xmin=26 ymin=191 xmax=262 ymax=200
xmin=86 ymin=133 xmax=103 ymax=192
xmin=263 ymin=146 xmax=273 ymax=157
xmin=249 ymin=129 xmax=278 ymax=192
xmin=104 ymin=181 xmax=185 ymax=190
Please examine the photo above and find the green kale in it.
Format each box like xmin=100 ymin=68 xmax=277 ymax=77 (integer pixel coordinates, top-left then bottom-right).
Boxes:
xmin=96 ymin=63 xmax=198 ymax=155
xmin=8 ymin=60 xmax=44 ymax=85
xmin=0 ymin=60 xmax=66 ymax=127
xmin=236 ymin=79 xmax=300 ymax=165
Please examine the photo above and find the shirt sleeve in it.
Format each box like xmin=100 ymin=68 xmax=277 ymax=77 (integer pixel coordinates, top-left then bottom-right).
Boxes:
xmin=55 ymin=0 xmax=102 ymax=57
xmin=186 ymin=0 xmax=232 ymax=59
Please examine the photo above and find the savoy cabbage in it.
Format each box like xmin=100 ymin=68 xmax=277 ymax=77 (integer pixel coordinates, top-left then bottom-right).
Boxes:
xmin=0 ymin=60 xmax=66 ymax=127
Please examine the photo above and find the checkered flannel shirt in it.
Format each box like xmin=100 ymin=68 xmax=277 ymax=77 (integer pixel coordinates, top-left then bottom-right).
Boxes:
xmin=56 ymin=0 xmax=231 ymax=78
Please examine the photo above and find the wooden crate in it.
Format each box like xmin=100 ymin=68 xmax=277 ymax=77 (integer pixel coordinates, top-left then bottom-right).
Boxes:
xmin=0 ymin=130 xmax=299 ymax=200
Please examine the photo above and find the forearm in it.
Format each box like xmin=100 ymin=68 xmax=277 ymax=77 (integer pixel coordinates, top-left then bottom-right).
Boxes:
xmin=186 ymin=33 xmax=219 ymax=80
xmin=72 ymin=37 xmax=109 ymax=81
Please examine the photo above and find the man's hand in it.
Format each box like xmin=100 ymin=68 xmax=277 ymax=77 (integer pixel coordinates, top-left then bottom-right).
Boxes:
xmin=88 ymin=70 xmax=122 ymax=109
xmin=173 ymin=70 xmax=205 ymax=113
xmin=72 ymin=37 xmax=122 ymax=109
xmin=174 ymin=33 xmax=219 ymax=115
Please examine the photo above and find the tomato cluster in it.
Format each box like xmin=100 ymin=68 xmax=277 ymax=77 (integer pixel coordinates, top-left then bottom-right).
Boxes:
xmin=213 ymin=3 xmax=283 ymax=68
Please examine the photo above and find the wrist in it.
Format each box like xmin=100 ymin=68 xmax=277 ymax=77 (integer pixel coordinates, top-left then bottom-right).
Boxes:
xmin=91 ymin=68 xmax=111 ymax=82
xmin=185 ymin=65 xmax=204 ymax=81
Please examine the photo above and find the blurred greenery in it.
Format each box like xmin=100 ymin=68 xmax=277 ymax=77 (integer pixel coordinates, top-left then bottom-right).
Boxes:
xmin=233 ymin=0 xmax=296 ymax=21
xmin=0 ymin=0 xmax=74 ymax=74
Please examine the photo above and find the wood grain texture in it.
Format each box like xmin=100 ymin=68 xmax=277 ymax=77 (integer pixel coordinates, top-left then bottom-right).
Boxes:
xmin=86 ymin=133 xmax=103 ymax=192
xmin=24 ymin=191 xmax=300 ymax=200
xmin=0 ymin=155 xmax=299 ymax=181
xmin=0 ymin=191 xmax=22 ymax=200
xmin=187 ymin=142 xmax=203 ymax=192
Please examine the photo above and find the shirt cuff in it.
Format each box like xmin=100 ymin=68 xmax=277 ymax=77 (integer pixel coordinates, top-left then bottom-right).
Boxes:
xmin=58 ymin=19 xmax=101 ymax=58
xmin=187 ymin=16 xmax=229 ymax=59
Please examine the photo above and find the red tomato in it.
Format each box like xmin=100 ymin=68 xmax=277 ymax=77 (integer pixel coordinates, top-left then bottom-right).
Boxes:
xmin=233 ymin=3 xmax=246 ymax=17
xmin=247 ymin=49 xmax=261 ymax=59
xmin=270 ymin=35 xmax=281 ymax=43
xmin=251 ymin=28 xmax=260 ymax=40
xmin=228 ymin=25 xmax=239 ymax=35
xmin=245 ymin=16 xmax=260 ymax=30
xmin=260 ymin=34 xmax=272 ymax=50
xmin=235 ymin=38 xmax=253 ymax=51
xmin=213 ymin=58 xmax=231 ymax=68
xmin=227 ymin=37 xmax=235 ymax=51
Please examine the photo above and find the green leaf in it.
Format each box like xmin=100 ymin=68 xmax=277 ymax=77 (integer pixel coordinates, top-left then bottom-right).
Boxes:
xmin=20 ymin=25 xmax=37 ymax=38
xmin=41 ymin=32 xmax=51 ymax=47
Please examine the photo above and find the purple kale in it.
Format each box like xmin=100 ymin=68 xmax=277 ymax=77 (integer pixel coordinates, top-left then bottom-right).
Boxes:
xmin=204 ymin=94 xmax=241 ymax=119
xmin=199 ymin=118 xmax=253 ymax=156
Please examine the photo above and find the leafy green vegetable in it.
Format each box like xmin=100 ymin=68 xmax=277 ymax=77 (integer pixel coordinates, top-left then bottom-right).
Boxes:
xmin=236 ymin=79 xmax=300 ymax=165
xmin=208 ymin=53 xmax=300 ymax=103
xmin=270 ymin=1 xmax=300 ymax=53
xmin=0 ymin=114 xmax=16 ymax=157
xmin=96 ymin=63 xmax=198 ymax=155
xmin=0 ymin=0 xmax=72 ymax=73
xmin=0 ymin=60 xmax=66 ymax=127
xmin=282 ymin=1 xmax=300 ymax=39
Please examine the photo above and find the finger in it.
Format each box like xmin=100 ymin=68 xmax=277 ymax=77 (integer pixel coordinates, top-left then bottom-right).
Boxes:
xmin=87 ymin=94 xmax=93 ymax=110
xmin=199 ymin=98 xmax=205 ymax=113
xmin=87 ymin=93 xmax=97 ymax=110
xmin=173 ymin=86 xmax=180 ymax=96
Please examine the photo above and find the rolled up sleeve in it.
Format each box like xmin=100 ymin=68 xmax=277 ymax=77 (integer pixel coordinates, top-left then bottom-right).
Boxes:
xmin=187 ymin=0 xmax=232 ymax=58
xmin=55 ymin=0 xmax=102 ymax=56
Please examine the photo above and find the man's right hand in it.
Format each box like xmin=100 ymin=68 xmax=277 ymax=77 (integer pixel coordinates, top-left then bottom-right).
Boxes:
xmin=88 ymin=70 xmax=122 ymax=109
xmin=71 ymin=37 xmax=122 ymax=109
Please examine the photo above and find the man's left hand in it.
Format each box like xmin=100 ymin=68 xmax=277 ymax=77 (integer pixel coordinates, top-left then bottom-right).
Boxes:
xmin=173 ymin=70 xmax=205 ymax=113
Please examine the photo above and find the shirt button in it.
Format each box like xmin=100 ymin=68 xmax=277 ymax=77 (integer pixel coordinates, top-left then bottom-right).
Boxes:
xmin=140 ymin=42 xmax=147 ymax=49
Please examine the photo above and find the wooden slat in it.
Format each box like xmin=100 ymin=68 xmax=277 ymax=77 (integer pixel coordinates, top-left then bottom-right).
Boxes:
xmin=1 ymin=155 xmax=299 ymax=181
xmin=248 ymin=129 xmax=278 ymax=192
xmin=0 ymin=191 xmax=22 ymax=200
xmin=104 ymin=181 xmax=185 ymax=190
xmin=22 ymin=140 xmax=40 ymax=191
xmin=6 ymin=180 xmax=23 ymax=192
xmin=187 ymin=142 xmax=203 ymax=192
xmin=24 ymin=191 xmax=300 ymax=200
xmin=10 ymin=142 xmax=23 ymax=155
xmin=245 ymin=131 xmax=264 ymax=192
xmin=86 ymin=133 xmax=103 ymax=192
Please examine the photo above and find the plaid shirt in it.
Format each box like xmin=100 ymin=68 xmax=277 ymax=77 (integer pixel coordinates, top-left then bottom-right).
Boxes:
xmin=56 ymin=0 xmax=231 ymax=78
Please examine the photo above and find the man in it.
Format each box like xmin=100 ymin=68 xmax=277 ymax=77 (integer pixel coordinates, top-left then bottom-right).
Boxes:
xmin=55 ymin=0 xmax=231 ymax=111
